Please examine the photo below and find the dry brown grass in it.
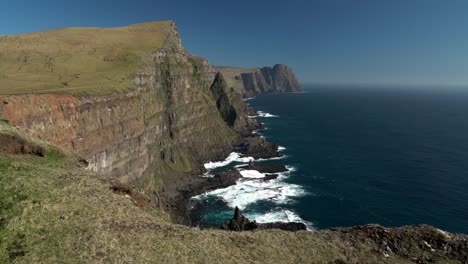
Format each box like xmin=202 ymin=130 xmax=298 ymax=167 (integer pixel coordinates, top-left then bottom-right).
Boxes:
xmin=215 ymin=66 xmax=257 ymax=94
xmin=0 ymin=123 xmax=441 ymax=263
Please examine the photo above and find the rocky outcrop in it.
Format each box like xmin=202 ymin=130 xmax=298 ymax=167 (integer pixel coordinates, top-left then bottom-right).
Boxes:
xmin=221 ymin=207 xmax=307 ymax=232
xmin=216 ymin=64 xmax=302 ymax=98
xmin=333 ymin=224 xmax=468 ymax=263
xmin=238 ymin=163 xmax=288 ymax=173
xmin=168 ymin=170 xmax=242 ymax=224
xmin=243 ymin=134 xmax=282 ymax=159
xmin=208 ymin=72 xmax=264 ymax=136
xmin=209 ymin=73 xmax=237 ymax=127
xmin=221 ymin=207 xmax=258 ymax=231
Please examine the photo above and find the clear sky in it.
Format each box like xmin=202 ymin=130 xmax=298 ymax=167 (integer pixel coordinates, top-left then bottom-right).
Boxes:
xmin=1 ymin=0 xmax=467 ymax=85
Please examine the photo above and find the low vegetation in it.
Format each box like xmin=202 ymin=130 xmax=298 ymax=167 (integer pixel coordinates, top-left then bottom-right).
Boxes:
xmin=1 ymin=122 xmax=466 ymax=263
xmin=0 ymin=21 xmax=171 ymax=95
xmin=214 ymin=66 xmax=257 ymax=93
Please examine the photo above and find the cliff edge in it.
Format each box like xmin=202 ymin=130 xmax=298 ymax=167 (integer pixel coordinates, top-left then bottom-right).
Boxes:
xmin=216 ymin=64 xmax=302 ymax=97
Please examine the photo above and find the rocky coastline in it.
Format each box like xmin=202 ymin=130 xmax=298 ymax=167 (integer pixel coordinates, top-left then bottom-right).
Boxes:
xmin=221 ymin=207 xmax=307 ymax=232
xmin=164 ymin=97 xmax=305 ymax=231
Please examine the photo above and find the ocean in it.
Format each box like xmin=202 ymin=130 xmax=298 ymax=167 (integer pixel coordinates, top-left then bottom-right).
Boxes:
xmin=190 ymin=85 xmax=468 ymax=233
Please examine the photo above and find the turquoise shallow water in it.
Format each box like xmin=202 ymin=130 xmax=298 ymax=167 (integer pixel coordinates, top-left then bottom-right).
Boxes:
xmin=191 ymin=85 xmax=468 ymax=233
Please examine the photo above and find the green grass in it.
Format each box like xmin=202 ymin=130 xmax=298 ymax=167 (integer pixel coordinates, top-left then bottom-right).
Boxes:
xmin=0 ymin=21 xmax=172 ymax=95
xmin=0 ymin=123 xmax=458 ymax=263
xmin=214 ymin=66 xmax=258 ymax=94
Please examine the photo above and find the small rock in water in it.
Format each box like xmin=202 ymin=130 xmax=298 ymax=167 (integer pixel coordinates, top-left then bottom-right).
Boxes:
xmin=221 ymin=207 xmax=307 ymax=232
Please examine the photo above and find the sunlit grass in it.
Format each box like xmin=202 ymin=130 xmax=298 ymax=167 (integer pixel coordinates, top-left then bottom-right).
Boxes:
xmin=0 ymin=21 xmax=171 ymax=95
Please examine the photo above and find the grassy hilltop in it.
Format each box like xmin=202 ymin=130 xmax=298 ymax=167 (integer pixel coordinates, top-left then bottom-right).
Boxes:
xmin=0 ymin=21 xmax=171 ymax=95
xmin=214 ymin=66 xmax=257 ymax=93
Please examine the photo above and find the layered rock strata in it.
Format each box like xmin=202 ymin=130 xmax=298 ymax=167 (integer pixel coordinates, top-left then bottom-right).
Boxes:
xmin=216 ymin=64 xmax=302 ymax=98
xmin=0 ymin=22 xmax=255 ymax=222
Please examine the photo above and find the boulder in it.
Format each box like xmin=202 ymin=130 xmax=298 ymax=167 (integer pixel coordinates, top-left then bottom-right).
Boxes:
xmin=243 ymin=134 xmax=281 ymax=159
xmin=221 ymin=207 xmax=307 ymax=232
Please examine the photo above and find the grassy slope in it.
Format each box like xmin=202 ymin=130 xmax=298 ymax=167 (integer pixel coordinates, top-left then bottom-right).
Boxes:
xmin=0 ymin=122 xmax=416 ymax=264
xmin=0 ymin=21 xmax=171 ymax=95
xmin=214 ymin=66 xmax=257 ymax=94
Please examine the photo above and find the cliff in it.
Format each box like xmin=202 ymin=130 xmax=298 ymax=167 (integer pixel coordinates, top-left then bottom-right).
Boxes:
xmin=215 ymin=64 xmax=302 ymax=97
xmin=0 ymin=21 xmax=257 ymax=223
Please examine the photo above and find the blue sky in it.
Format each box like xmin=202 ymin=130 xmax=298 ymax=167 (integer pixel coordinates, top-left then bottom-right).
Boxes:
xmin=1 ymin=0 xmax=467 ymax=85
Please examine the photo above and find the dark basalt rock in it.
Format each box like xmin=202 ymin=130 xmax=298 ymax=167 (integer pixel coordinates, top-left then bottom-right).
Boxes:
xmin=221 ymin=207 xmax=258 ymax=231
xmin=258 ymin=222 xmax=307 ymax=232
xmin=243 ymin=134 xmax=281 ymax=159
xmin=249 ymin=118 xmax=264 ymax=130
xmin=238 ymin=162 xmax=288 ymax=173
xmin=164 ymin=169 xmax=242 ymax=225
xmin=209 ymin=73 xmax=238 ymax=127
xmin=221 ymin=207 xmax=306 ymax=232
xmin=246 ymin=106 xmax=258 ymax=116
xmin=262 ymin=174 xmax=279 ymax=181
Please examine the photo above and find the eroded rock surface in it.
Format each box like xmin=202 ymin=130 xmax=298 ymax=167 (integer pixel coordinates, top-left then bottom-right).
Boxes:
xmin=238 ymin=162 xmax=288 ymax=173
xmin=221 ymin=207 xmax=307 ymax=232
xmin=243 ymin=134 xmax=281 ymax=159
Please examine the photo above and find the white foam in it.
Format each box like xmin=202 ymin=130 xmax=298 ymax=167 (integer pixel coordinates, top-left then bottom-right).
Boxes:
xmin=257 ymin=155 xmax=287 ymax=161
xmin=239 ymin=170 xmax=266 ymax=179
xmin=204 ymin=151 xmax=288 ymax=170
xmin=250 ymin=209 xmax=315 ymax=230
xmin=257 ymin=111 xmax=279 ymax=118
xmin=196 ymin=171 xmax=306 ymax=210
xmin=278 ymin=146 xmax=286 ymax=151
xmin=244 ymin=96 xmax=255 ymax=101
xmin=201 ymin=172 xmax=215 ymax=178
xmin=203 ymin=152 xmax=254 ymax=170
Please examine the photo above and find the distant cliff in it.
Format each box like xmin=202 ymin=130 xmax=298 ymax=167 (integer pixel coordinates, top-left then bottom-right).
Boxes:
xmin=216 ymin=64 xmax=302 ymax=97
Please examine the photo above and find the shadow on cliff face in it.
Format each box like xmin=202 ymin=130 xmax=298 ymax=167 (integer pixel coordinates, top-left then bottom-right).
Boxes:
xmin=0 ymin=134 xmax=46 ymax=157
xmin=209 ymin=72 xmax=238 ymax=127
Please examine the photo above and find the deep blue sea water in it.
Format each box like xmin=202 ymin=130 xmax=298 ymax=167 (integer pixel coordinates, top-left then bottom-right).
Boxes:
xmin=191 ymin=85 xmax=468 ymax=233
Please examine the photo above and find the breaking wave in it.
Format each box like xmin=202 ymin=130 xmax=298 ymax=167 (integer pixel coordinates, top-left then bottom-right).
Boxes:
xmin=195 ymin=169 xmax=306 ymax=211
xmin=257 ymin=111 xmax=279 ymax=118
xmin=203 ymin=152 xmax=254 ymax=170
xmin=250 ymin=209 xmax=314 ymax=230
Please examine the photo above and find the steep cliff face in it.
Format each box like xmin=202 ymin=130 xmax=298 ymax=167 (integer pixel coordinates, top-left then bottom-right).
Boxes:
xmin=216 ymin=64 xmax=302 ymax=97
xmin=208 ymin=72 xmax=263 ymax=136
xmin=0 ymin=22 xmax=243 ymax=220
